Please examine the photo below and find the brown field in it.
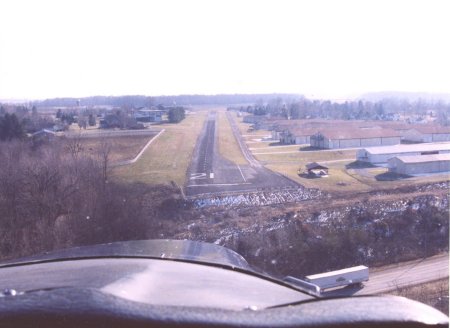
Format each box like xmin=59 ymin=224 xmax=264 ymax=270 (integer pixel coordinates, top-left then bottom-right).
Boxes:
xmin=217 ymin=110 xmax=248 ymax=165
xmin=76 ymin=135 xmax=152 ymax=163
xmin=249 ymin=143 xmax=301 ymax=150
xmin=267 ymin=161 xmax=373 ymax=192
xmin=112 ymin=111 xmax=208 ymax=186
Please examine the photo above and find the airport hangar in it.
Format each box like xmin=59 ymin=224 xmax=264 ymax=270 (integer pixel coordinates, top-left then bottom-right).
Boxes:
xmin=357 ymin=143 xmax=450 ymax=164
xmin=388 ymin=153 xmax=450 ymax=175
xmin=310 ymin=129 xmax=401 ymax=149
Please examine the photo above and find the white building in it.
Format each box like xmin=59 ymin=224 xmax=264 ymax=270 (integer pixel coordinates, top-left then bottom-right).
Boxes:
xmin=388 ymin=154 xmax=450 ymax=175
xmin=310 ymin=128 xmax=401 ymax=149
xmin=357 ymin=143 xmax=450 ymax=164
xmin=133 ymin=109 xmax=164 ymax=122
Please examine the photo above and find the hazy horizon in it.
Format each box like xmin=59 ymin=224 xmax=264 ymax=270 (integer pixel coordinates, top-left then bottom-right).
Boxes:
xmin=3 ymin=90 xmax=450 ymax=105
xmin=1 ymin=0 xmax=449 ymax=100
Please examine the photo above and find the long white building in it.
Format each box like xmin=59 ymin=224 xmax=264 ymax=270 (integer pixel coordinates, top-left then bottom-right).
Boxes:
xmin=310 ymin=129 xmax=401 ymax=149
xmin=388 ymin=154 xmax=450 ymax=175
xmin=357 ymin=143 xmax=450 ymax=164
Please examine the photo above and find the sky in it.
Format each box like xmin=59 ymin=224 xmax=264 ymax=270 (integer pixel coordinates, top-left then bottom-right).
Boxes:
xmin=0 ymin=0 xmax=449 ymax=100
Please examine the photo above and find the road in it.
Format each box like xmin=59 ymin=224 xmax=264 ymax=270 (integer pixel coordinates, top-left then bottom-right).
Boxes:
xmin=185 ymin=111 xmax=300 ymax=197
xmin=111 ymin=129 xmax=164 ymax=167
xmin=322 ymin=253 xmax=449 ymax=297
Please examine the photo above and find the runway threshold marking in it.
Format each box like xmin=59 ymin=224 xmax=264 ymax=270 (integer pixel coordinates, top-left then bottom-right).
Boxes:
xmin=190 ymin=173 xmax=207 ymax=180
xmin=186 ymin=182 xmax=252 ymax=187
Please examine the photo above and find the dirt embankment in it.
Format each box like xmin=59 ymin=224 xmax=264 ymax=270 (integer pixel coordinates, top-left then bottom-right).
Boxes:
xmin=171 ymin=181 xmax=449 ymax=277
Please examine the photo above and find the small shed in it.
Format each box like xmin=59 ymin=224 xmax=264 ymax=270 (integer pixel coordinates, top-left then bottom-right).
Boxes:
xmin=305 ymin=162 xmax=329 ymax=176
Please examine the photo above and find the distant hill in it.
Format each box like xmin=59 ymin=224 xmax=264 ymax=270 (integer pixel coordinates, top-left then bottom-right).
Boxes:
xmin=360 ymin=91 xmax=450 ymax=103
xmin=30 ymin=93 xmax=302 ymax=108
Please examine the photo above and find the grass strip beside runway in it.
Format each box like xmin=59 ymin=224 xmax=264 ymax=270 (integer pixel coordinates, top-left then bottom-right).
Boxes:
xmin=217 ymin=110 xmax=248 ymax=165
xmin=112 ymin=111 xmax=208 ymax=186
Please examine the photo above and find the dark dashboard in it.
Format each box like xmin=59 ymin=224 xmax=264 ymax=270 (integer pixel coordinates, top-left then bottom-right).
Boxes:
xmin=0 ymin=240 xmax=447 ymax=327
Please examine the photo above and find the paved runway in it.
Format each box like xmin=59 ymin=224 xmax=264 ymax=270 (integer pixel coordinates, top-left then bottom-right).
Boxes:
xmin=185 ymin=111 xmax=299 ymax=197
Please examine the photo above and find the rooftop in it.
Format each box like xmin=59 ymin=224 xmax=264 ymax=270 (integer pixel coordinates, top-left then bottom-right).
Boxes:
xmin=306 ymin=265 xmax=368 ymax=280
xmin=391 ymin=153 xmax=450 ymax=164
xmin=315 ymin=128 xmax=401 ymax=139
xmin=364 ymin=143 xmax=450 ymax=155
xmin=306 ymin=162 xmax=329 ymax=170
xmin=285 ymin=127 xmax=321 ymax=136
xmin=408 ymin=125 xmax=450 ymax=134
xmin=31 ymin=129 xmax=56 ymax=136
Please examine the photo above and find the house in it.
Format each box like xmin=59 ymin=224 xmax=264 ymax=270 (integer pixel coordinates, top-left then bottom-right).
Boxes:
xmin=357 ymin=143 xmax=450 ymax=164
xmin=305 ymin=162 xmax=329 ymax=177
xmin=30 ymin=129 xmax=56 ymax=145
xmin=52 ymin=124 xmax=66 ymax=132
xmin=310 ymin=128 xmax=401 ymax=149
xmin=388 ymin=154 xmax=450 ymax=175
xmin=31 ymin=129 xmax=56 ymax=138
xmin=133 ymin=108 xmax=164 ymax=122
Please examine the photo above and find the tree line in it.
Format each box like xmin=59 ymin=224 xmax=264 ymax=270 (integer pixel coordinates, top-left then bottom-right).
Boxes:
xmin=0 ymin=113 xmax=25 ymax=141
xmin=29 ymin=93 xmax=300 ymax=108
xmin=168 ymin=107 xmax=185 ymax=123
xmin=0 ymin=137 xmax=184 ymax=260
xmin=239 ymin=97 xmax=450 ymax=125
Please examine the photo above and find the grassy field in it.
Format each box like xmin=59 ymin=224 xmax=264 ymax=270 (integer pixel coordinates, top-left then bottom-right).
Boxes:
xmin=111 ymin=111 xmax=207 ymax=186
xmin=267 ymin=161 xmax=373 ymax=192
xmin=217 ymin=110 xmax=248 ymax=165
xmin=249 ymin=143 xmax=301 ymax=150
xmin=77 ymin=135 xmax=152 ymax=163
xmin=347 ymin=167 xmax=450 ymax=190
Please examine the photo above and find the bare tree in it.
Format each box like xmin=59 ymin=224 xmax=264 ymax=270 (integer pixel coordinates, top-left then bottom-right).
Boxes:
xmin=97 ymin=138 xmax=111 ymax=184
xmin=66 ymin=135 xmax=84 ymax=161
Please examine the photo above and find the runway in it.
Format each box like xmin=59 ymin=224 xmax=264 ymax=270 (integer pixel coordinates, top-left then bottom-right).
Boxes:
xmin=185 ymin=111 xmax=299 ymax=197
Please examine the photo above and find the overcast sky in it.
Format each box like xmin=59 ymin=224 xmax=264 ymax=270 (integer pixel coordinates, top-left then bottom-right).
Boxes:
xmin=0 ymin=0 xmax=449 ymax=100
